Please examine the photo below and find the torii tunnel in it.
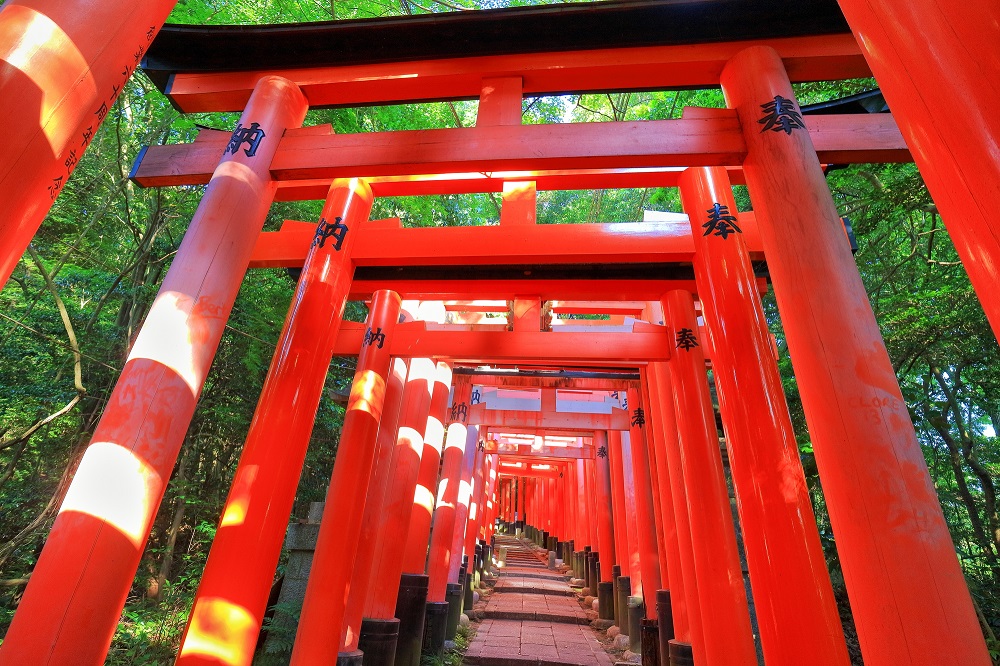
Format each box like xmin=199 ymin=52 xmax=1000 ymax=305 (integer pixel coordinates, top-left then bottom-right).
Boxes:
xmin=0 ymin=0 xmax=997 ymax=664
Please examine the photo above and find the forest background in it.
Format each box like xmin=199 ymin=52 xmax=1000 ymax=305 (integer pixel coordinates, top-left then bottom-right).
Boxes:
xmin=0 ymin=0 xmax=997 ymax=663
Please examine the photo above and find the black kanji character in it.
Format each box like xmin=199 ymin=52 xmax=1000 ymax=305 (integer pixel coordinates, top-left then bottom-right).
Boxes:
xmin=702 ymin=202 xmax=742 ymax=240
xmin=597 ymin=445 xmax=608 ymax=459
xmin=631 ymin=408 xmax=645 ymax=427
xmin=758 ymin=95 xmax=805 ymax=135
xmin=312 ymin=216 xmax=349 ymax=251
xmin=81 ymin=125 xmax=94 ymax=147
xmin=95 ymin=103 xmax=109 ymax=122
xmin=363 ymin=326 xmax=386 ymax=349
xmin=451 ymin=402 xmax=469 ymax=423
xmin=675 ymin=327 xmax=699 ymax=351
xmin=225 ymin=122 xmax=267 ymax=158
xmin=471 ymin=388 xmax=482 ymax=405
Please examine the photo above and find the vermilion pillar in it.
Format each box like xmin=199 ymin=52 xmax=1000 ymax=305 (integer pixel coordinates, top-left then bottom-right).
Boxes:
xmin=650 ymin=363 xmax=703 ymax=657
xmin=401 ymin=362 xmax=453 ymax=574
xmin=680 ymin=165 xmax=848 ymax=665
xmin=449 ymin=424 xmax=480 ymax=580
xmin=835 ymin=0 xmax=1000 ymax=338
xmin=607 ymin=430 xmax=629 ymax=570
xmin=638 ymin=371 xmax=669 ymax=580
xmin=340 ymin=357 xmax=409 ymax=652
xmin=177 ymin=178 xmax=373 ymax=666
xmin=290 ymin=289 xmax=402 ymax=665
xmin=575 ymin=460 xmax=588 ymax=548
xmin=427 ymin=377 xmax=474 ymax=602
xmin=721 ymin=46 xmax=988 ymax=665
xmin=626 ymin=389 xmax=662 ymax=613
xmin=614 ymin=431 xmax=642 ymax=592
xmin=663 ymin=289 xmax=756 ymax=665
xmin=0 ymin=0 xmax=177 ymax=291
xmin=464 ymin=445 xmax=487 ymax=567
xmin=0 ymin=76 xmax=307 ymax=665
xmin=593 ymin=431 xmax=617 ymax=582
xmin=365 ymin=357 xmax=436 ymax=619
xmin=645 ymin=363 xmax=691 ymax=642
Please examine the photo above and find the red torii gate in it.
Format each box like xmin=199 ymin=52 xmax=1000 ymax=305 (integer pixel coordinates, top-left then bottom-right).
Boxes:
xmin=0 ymin=1 xmax=995 ymax=666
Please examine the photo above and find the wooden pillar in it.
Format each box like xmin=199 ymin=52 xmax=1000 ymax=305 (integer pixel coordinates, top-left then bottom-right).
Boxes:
xmin=177 ymin=178 xmax=373 ymax=666
xmin=593 ymin=431 xmax=617 ymax=582
xmin=835 ymin=0 xmax=1000 ymax=341
xmin=721 ymin=46 xmax=988 ymax=665
xmin=463 ymin=444 xmax=487 ymax=569
xmin=645 ymin=362 xmax=692 ymax=642
xmin=651 ymin=362 xmax=705 ymax=657
xmin=663 ymin=289 xmax=756 ymax=665
xmin=626 ymin=388 xmax=662 ymax=612
xmin=290 ymin=290 xmax=402 ymax=665
xmin=401 ymin=362 xmax=454 ymax=575
xmin=0 ymin=0 xmax=177 ymax=291
xmin=364 ymin=357 xmax=437 ymax=619
xmin=0 ymin=76 xmax=307 ymax=665
xmin=616 ymin=431 xmax=642 ymax=594
xmin=448 ymin=424 xmax=480 ymax=580
xmin=340 ymin=357 xmax=409 ymax=652
xmin=680 ymin=165 xmax=849 ymax=665
xmin=639 ymin=368 xmax=670 ymax=582
xmin=608 ymin=430 xmax=629 ymax=570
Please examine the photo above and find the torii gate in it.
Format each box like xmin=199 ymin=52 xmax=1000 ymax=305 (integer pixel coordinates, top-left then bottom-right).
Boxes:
xmin=0 ymin=1 xmax=995 ymax=666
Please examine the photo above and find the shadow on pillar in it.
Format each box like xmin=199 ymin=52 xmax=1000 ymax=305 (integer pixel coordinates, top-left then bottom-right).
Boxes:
xmin=394 ymin=573 xmax=429 ymax=666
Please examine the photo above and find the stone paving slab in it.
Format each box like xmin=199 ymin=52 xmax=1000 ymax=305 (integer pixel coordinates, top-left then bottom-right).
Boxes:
xmin=495 ymin=577 xmax=577 ymax=596
xmin=485 ymin=591 xmax=590 ymax=624
xmin=465 ymin=619 xmax=614 ymax=666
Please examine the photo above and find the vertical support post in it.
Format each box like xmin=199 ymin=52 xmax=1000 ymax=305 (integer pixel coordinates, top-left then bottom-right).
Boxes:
xmin=626 ymin=388 xmax=662 ymax=614
xmin=615 ymin=431 xmax=642 ymax=595
xmin=365 ymin=357 xmax=437 ymax=618
xmin=464 ymin=445 xmax=487 ymax=568
xmin=593 ymin=431 xmax=617 ymax=582
xmin=645 ymin=362 xmax=691 ymax=644
xmin=608 ymin=430 xmax=629 ymax=573
xmin=638 ymin=368 xmax=670 ymax=582
xmin=290 ymin=289 xmax=403 ymax=665
xmin=0 ymin=76 xmax=307 ymax=665
xmin=834 ymin=0 xmax=1000 ymax=339
xmin=177 ymin=177 xmax=371 ymax=666
xmin=448 ymin=424 xmax=480 ymax=582
xmin=680 ymin=165 xmax=849 ymax=665
xmin=0 ymin=0 xmax=177 ymax=290
xmin=663 ymin=289 xmax=756 ymax=666
xmin=428 ymin=377 xmax=473 ymax=602
xmin=721 ymin=45 xmax=988 ymax=665
xmin=401 ymin=362 xmax=454 ymax=575
xmin=651 ymin=362 xmax=706 ymax=660
xmin=342 ymin=357 xmax=409 ymax=652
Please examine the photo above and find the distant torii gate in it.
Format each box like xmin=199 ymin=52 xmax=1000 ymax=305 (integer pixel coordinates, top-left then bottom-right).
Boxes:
xmin=0 ymin=2 xmax=995 ymax=666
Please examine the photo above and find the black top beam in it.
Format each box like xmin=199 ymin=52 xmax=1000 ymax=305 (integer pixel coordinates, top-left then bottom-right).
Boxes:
xmin=142 ymin=0 xmax=849 ymax=89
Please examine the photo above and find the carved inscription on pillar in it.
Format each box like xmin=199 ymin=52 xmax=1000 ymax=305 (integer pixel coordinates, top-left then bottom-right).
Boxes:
xmin=226 ymin=121 xmax=267 ymax=157
xmin=702 ymin=203 xmax=742 ymax=239
xmin=758 ymin=95 xmax=805 ymax=134
xmin=312 ymin=216 xmax=349 ymax=251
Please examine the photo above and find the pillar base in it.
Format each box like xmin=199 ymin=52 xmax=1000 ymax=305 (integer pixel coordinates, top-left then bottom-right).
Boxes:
xmin=394 ymin=573 xmax=429 ymax=666
xmin=627 ymin=596 xmax=644 ymax=654
xmin=615 ymin=576 xmax=631 ymax=631
xmin=422 ymin=601 xmax=450 ymax=658
xmin=640 ymin=618 xmax=659 ymax=666
xmin=668 ymin=640 xmax=694 ymax=666
xmin=445 ymin=583 xmax=464 ymax=639
xmin=358 ymin=617 xmax=399 ymax=666
xmin=655 ymin=590 xmax=674 ymax=666
xmin=337 ymin=649 xmax=364 ymax=666
xmin=598 ymin=581 xmax=615 ymax=620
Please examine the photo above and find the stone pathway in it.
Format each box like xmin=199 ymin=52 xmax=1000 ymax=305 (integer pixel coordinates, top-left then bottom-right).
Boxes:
xmin=464 ymin=535 xmax=613 ymax=666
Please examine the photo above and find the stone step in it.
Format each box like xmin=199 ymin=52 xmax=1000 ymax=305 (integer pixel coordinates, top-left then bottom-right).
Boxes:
xmin=464 ymin=619 xmax=613 ymax=666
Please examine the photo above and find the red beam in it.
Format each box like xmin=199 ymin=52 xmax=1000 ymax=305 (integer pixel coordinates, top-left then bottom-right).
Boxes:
xmin=469 ymin=404 xmax=629 ymax=430
xmin=331 ymin=321 xmax=670 ymax=364
xmin=161 ymin=35 xmax=869 ymax=113
xmin=130 ymin=114 xmax=909 ymax=195
xmin=248 ymin=215 xmax=764 ymax=268
xmin=461 ymin=376 xmax=635 ymax=392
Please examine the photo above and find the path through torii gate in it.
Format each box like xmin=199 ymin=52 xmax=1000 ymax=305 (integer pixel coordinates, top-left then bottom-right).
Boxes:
xmin=0 ymin=1 xmax=995 ymax=666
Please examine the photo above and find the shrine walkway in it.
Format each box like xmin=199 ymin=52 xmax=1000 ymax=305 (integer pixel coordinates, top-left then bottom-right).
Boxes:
xmin=464 ymin=535 xmax=614 ymax=666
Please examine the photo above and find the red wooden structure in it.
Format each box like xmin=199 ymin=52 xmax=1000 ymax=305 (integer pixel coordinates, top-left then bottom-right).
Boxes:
xmin=0 ymin=1 xmax=995 ymax=665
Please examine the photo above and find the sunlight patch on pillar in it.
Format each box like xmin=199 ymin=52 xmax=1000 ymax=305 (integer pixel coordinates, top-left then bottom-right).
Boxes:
xmin=179 ymin=597 xmax=256 ymax=666
xmin=127 ymin=290 xmax=203 ymax=398
xmin=58 ymin=441 xmax=160 ymax=549
xmin=220 ymin=465 xmax=259 ymax=528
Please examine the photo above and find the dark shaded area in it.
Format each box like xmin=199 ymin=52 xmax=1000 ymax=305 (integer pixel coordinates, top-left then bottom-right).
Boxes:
xmin=142 ymin=0 xmax=849 ymax=91
xmin=353 ymin=262 xmax=696 ymax=282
